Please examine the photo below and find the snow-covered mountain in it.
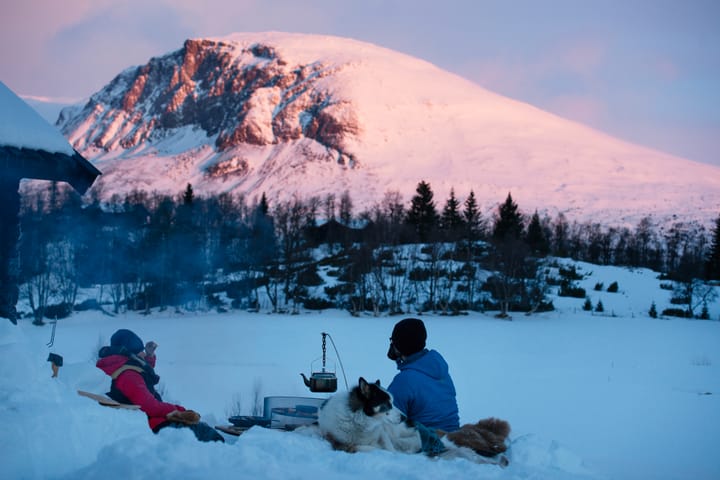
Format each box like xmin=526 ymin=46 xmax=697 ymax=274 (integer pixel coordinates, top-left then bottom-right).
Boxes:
xmin=58 ymin=32 xmax=720 ymax=227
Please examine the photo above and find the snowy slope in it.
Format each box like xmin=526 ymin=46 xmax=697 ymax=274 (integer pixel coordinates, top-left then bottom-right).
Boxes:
xmin=1 ymin=261 xmax=719 ymax=480
xmin=58 ymin=32 xmax=720 ymax=227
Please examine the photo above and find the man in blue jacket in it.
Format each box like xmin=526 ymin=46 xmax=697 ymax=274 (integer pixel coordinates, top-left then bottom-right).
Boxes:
xmin=387 ymin=318 xmax=460 ymax=433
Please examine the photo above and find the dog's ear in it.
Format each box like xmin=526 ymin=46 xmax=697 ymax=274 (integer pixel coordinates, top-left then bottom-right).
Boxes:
xmin=374 ymin=379 xmax=381 ymax=387
xmin=359 ymin=377 xmax=371 ymax=396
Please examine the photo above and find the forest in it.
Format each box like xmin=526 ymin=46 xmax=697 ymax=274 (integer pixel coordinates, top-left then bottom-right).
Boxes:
xmin=16 ymin=180 xmax=720 ymax=323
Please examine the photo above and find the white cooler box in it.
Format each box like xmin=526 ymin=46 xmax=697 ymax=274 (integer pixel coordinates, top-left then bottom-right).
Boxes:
xmin=263 ymin=396 xmax=327 ymax=430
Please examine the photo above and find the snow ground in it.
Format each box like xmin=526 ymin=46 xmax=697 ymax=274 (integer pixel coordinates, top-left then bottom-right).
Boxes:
xmin=1 ymin=262 xmax=718 ymax=480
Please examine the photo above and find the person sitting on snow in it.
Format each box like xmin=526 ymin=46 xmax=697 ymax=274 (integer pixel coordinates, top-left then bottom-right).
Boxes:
xmin=387 ymin=318 xmax=460 ymax=432
xmin=386 ymin=319 xmax=510 ymax=460
xmin=96 ymin=328 xmax=223 ymax=442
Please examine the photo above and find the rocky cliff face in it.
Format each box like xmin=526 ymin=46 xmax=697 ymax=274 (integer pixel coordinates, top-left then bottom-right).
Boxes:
xmin=62 ymin=38 xmax=359 ymax=162
xmin=58 ymin=32 xmax=720 ymax=227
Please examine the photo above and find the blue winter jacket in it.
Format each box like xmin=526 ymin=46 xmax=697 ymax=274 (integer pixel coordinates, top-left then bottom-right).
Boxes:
xmin=388 ymin=349 xmax=460 ymax=432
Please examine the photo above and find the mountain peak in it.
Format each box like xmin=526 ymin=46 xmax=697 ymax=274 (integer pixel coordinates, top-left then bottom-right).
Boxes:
xmin=59 ymin=32 xmax=720 ymax=227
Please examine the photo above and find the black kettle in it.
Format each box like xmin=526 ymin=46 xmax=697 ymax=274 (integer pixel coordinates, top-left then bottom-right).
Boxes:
xmin=300 ymin=371 xmax=337 ymax=393
xmin=300 ymin=332 xmax=338 ymax=393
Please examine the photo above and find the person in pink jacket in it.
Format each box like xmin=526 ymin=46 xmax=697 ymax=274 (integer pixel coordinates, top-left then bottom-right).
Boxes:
xmin=96 ymin=329 xmax=223 ymax=442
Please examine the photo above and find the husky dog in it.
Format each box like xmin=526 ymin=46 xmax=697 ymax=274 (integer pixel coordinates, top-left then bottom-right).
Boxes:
xmin=318 ymin=377 xmax=420 ymax=453
xmin=318 ymin=377 xmax=510 ymax=466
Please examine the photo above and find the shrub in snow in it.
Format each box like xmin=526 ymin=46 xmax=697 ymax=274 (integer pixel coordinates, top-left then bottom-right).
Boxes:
xmin=303 ymin=297 xmax=334 ymax=310
xmin=559 ymin=265 xmax=583 ymax=280
xmin=595 ymin=300 xmax=604 ymax=313
xmin=670 ymin=295 xmax=690 ymax=305
xmin=409 ymin=267 xmax=432 ymax=281
xmin=297 ymin=268 xmax=324 ymax=286
xmin=607 ymin=281 xmax=619 ymax=293
xmin=648 ymin=301 xmax=658 ymax=318
xmin=583 ymin=298 xmax=593 ymax=311
xmin=662 ymin=307 xmax=690 ymax=318
xmin=559 ymin=280 xmax=586 ymax=298
xmin=74 ymin=299 xmax=103 ymax=312
xmin=594 ymin=282 xmax=604 ymax=291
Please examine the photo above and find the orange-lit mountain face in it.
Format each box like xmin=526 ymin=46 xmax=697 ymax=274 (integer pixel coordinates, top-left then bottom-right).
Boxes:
xmin=59 ymin=32 xmax=720 ymax=227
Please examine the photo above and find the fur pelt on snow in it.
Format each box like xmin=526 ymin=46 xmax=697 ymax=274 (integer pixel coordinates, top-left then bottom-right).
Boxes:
xmin=440 ymin=417 xmax=511 ymax=457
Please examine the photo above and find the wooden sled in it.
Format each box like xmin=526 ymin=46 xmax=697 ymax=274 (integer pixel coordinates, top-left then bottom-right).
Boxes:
xmin=214 ymin=425 xmax=251 ymax=436
xmin=77 ymin=390 xmax=141 ymax=410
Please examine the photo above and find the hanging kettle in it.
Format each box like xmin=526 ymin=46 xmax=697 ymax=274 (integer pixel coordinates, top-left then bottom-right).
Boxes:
xmin=300 ymin=332 xmax=338 ymax=393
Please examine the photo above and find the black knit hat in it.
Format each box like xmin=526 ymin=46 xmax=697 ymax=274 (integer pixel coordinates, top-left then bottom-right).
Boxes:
xmin=110 ymin=329 xmax=144 ymax=354
xmin=390 ymin=318 xmax=427 ymax=356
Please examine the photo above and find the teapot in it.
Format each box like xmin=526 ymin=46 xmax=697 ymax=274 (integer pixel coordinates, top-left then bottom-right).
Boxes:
xmin=300 ymin=332 xmax=338 ymax=393
xmin=300 ymin=371 xmax=337 ymax=393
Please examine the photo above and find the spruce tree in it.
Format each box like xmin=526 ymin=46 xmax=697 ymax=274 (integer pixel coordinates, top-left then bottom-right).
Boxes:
xmin=250 ymin=194 xmax=276 ymax=268
xmin=705 ymin=213 xmax=720 ymax=280
xmin=406 ymin=180 xmax=438 ymax=242
xmin=493 ymin=193 xmax=523 ymax=241
xmin=258 ymin=192 xmax=270 ymax=216
xmin=526 ymin=210 xmax=549 ymax=256
xmin=440 ymin=188 xmax=464 ymax=239
xmin=462 ymin=190 xmax=483 ymax=240
xmin=595 ymin=300 xmax=604 ymax=313
xmin=182 ymin=183 xmax=194 ymax=205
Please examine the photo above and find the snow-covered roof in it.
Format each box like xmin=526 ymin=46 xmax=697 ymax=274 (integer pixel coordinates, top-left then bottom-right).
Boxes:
xmin=0 ymin=80 xmax=75 ymax=155
xmin=1 ymin=81 xmax=101 ymax=193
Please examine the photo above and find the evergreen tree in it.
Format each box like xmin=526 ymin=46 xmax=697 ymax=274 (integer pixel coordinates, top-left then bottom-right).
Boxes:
xmin=182 ymin=183 xmax=194 ymax=206
xmin=249 ymin=195 xmax=277 ymax=268
xmin=526 ymin=210 xmax=549 ymax=256
xmin=462 ymin=190 xmax=483 ymax=240
xmin=406 ymin=180 xmax=438 ymax=242
xmin=553 ymin=213 xmax=569 ymax=257
xmin=493 ymin=193 xmax=523 ymax=241
xmin=440 ymin=188 xmax=464 ymax=239
xmin=705 ymin=213 xmax=720 ymax=280
xmin=258 ymin=192 xmax=270 ymax=216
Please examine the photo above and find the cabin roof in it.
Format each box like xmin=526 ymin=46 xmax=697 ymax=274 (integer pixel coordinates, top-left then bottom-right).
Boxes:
xmin=0 ymin=81 xmax=100 ymax=193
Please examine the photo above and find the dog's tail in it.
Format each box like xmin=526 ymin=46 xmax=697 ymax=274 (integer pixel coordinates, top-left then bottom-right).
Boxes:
xmin=443 ymin=417 xmax=511 ymax=457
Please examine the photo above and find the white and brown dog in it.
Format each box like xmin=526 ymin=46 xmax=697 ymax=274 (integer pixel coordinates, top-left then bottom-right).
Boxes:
xmin=318 ymin=377 xmax=510 ymax=465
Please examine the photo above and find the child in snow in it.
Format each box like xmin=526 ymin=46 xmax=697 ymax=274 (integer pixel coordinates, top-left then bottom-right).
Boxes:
xmin=96 ymin=329 xmax=223 ymax=442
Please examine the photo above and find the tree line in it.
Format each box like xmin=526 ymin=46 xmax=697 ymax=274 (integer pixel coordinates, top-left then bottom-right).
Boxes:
xmin=15 ymin=180 xmax=720 ymax=323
